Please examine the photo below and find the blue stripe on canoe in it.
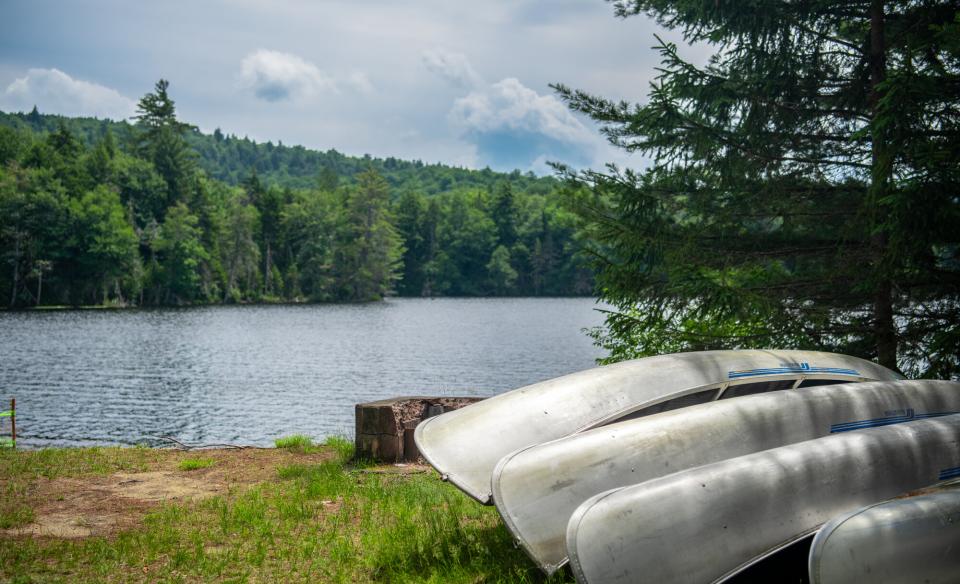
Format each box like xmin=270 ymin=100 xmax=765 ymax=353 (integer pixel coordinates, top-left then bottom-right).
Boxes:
xmin=728 ymin=363 xmax=861 ymax=380
xmin=831 ymin=411 xmax=960 ymax=433
xmin=831 ymin=416 xmax=914 ymax=433
xmin=915 ymin=412 xmax=958 ymax=419
xmin=939 ymin=466 xmax=960 ymax=481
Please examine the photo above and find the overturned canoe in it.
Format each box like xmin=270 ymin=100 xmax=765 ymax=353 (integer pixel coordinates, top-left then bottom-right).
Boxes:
xmin=809 ymin=479 xmax=960 ymax=584
xmin=566 ymin=414 xmax=960 ymax=584
xmin=415 ymin=350 xmax=900 ymax=503
xmin=492 ymin=379 xmax=960 ymax=574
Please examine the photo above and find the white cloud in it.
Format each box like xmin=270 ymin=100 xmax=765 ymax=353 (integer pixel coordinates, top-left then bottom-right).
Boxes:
xmin=346 ymin=71 xmax=374 ymax=95
xmin=422 ymin=48 xmax=484 ymax=90
xmin=239 ymin=49 xmax=337 ymax=102
xmin=0 ymin=68 xmax=136 ymax=120
xmin=450 ymin=77 xmax=594 ymax=146
xmin=420 ymin=49 xmax=604 ymax=169
xmin=419 ymin=49 xmax=615 ymax=170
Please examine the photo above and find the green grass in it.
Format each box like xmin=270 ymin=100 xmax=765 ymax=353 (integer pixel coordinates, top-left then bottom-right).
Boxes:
xmin=0 ymin=445 xmax=573 ymax=583
xmin=274 ymin=434 xmax=354 ymax=461
xmin=274 ymin=434 xmax=316 ymax=452
xmin=0 ymin=446 xmax=162 ymax=532
xmin=0 ymin=479 xmax=33 ymax=529
xmin=323 ymin=435 xmax=354 ymax=464
xmin=177 ymin=458 xmax=215 ymax=471
xmin=0 ymin=446 xmax=158 ymax=480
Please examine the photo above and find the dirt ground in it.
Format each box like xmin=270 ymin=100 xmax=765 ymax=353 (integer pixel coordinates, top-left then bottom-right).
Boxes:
xmin=3 ymin=448 xmax=338 ymax=539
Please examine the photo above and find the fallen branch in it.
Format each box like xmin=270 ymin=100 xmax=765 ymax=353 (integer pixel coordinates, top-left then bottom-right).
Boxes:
xmin=145 ymin=435 xmax=257 ymax=450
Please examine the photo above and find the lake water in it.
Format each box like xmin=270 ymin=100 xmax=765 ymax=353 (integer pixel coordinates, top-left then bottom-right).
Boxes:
xmin=0 ymin=298 xmax=606 ymax=448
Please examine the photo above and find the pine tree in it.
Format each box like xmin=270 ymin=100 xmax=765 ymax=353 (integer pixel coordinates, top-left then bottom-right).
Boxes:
xmin=68 ymin=185 xmax=139 ymax=304
xmin=394 ymin=189 xmax=428 ymax=296
xmin=220 ymin=194 xmax=261 ymax=302
xmin=152 ymin=202 xmax=208 ymax=304
xmin=133 ymin=80 xmax=193 ymax=138
xmin=0 ymin=126 xmax=23 ymax=166
xmin=25 ymin=106 xmax=41 ymax=128
xmin=282 ymin=189 xmax=339 ymax=300
xmin=133 ymin=80 xmax=196 ymax=215
xmin=491 ymin=181 xmax=518 ymax=247
xmin=487 ymin=245 xmax=518 ymax=295
xmin=334 ymin=169 xmax=404 ymax=300
xmin=556 ymin=1 xmax=960 ymax=376
xmin=87 ymin=127 xmax=117 ymax=185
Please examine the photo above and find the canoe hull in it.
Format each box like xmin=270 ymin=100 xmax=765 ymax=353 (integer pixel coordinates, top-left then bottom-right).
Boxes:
xmin=809 ymin=480 xmax=960 ymax=584
xmin=415 ymin=350 xmax=900 ymax=503
xmin=566 ymin=415 xmax=960 ymax=584
xmin=492 ymin=380 xmax=960 ymax=574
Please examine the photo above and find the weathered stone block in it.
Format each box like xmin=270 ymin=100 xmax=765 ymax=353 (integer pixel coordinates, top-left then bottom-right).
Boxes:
xmin=354 ymin=396 xmax=484 ymax=462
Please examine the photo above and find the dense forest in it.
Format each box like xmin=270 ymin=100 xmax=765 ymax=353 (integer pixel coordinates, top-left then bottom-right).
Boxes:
xmin=0 ymin=81 xmax=592 ymax=307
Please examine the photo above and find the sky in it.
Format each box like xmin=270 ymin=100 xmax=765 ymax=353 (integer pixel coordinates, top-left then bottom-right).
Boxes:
xmin=0 ymin=0 xmax=713 ymax=173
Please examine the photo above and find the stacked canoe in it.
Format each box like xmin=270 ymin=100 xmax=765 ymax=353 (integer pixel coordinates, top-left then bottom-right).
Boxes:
xmin=414 ymin=350 xmax=960 ymax=583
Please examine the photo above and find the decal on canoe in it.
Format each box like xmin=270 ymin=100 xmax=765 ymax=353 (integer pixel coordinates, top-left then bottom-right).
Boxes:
xmin=939 ymin=466 xmax=960 ymax=481
xmin=831 ymin=410 xmax=960 ymax=434
xmin=727 ymin=362 xmax=860 ymax=380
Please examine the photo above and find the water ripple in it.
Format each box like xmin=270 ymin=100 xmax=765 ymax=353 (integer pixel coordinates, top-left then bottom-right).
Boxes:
xmin=0 ymin=298 xmax=605 ymax=447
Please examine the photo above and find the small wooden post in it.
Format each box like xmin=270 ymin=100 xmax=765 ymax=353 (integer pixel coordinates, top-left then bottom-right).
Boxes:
xmin=10 ymin=398 xmax=14 ymax=449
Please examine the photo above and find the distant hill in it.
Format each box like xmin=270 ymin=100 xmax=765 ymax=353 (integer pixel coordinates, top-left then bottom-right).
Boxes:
xmin=0 ymin=108 xmax=557 ymax=195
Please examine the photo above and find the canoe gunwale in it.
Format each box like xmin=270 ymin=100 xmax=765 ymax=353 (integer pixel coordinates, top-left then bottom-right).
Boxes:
xmin=414 ymin=416 xmax=493 ymax=504
xmin=566 ymin=488 xmax=823 ymax=584
xmin=491 ymin=443 xmax=571 ymax=575
xmin=502 ymin=373 xmax=879 ymax=506
xmin=806 ymin=503 xmax=879 ymax=584
xmin=573 ymin=372 xmax=874 ymax=433
xmin=415 ymin=350 xmax=902 ymax=508
xmin=713 ymin=530 xmax=819 ymax=584
xmin=566 ymin=486 xmax=624 ymax=584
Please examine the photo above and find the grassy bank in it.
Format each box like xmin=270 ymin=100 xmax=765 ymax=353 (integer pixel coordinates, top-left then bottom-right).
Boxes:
xmin=0 ymin=438 xmax=571 ymax=583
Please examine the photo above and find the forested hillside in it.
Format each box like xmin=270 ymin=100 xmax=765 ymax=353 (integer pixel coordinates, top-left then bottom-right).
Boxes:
xmin=0 ymin=107 xmax=554 ymax=194
xmin=0 ymin=81 xmax=591 ymax=308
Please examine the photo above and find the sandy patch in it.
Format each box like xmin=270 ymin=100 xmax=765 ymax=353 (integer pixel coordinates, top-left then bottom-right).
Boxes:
xmin=5 ymin=471 xmax=219 ymax=538
xmin=108 ymin=471 xmax=222 ymax=501
xmin=3 ymin=447 xmax=336 ymax=539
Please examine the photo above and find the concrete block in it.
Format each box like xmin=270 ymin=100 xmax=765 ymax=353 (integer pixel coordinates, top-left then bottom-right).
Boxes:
xmin=355 ymin=396 xmax=484 ymax=462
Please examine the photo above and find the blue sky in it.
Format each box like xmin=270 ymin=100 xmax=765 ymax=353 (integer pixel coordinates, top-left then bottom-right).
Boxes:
xmin=0 ymin=0 xmax=712 ymax=173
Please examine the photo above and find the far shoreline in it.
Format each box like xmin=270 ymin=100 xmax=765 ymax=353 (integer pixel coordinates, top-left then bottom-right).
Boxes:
xmin=1 ymin=294 xmax=599 ymax=313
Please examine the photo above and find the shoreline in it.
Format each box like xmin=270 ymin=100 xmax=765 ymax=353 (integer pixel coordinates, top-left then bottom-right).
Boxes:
xmin=1 ymin=294 xmax=597 ymax=313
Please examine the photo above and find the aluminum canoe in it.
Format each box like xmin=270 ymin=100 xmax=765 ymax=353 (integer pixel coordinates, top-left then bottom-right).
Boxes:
xmin=809 ymin=479 xmax=960 ymax=584
xmin=492 ymin=379 xmax=960 ymax=575
xmin=566 ymin=414 xmax=960 ymax=584
xmin=414 ymin=350 xmax=900 ymax=503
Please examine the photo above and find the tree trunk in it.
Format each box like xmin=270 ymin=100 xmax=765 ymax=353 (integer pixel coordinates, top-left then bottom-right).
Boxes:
xmin=9 ymin=232 xmax=21 ymax=308
xmin=36 ymin=269 xmax=42 ymax=306
xmin=264 ymin=243 xmax=273 ymax=295
xmin=869 ymin=0 xmax=898 ymax=371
